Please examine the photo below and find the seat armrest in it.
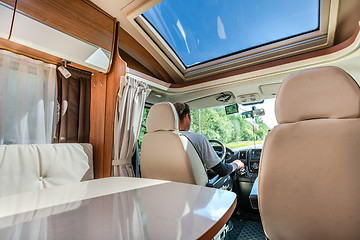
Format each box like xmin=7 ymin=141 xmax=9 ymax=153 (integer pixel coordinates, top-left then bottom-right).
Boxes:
xmin=249 ymin=177 xmax=259 ymax=209
xmin=206 ymin=175 xmax=231 ymax=189
xmin=206 ymin=174 xmax=220 ymax=187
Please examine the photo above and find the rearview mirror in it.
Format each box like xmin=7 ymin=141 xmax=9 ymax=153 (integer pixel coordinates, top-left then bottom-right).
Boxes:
xmin=224 ymin=103 xmax=239 ymax=115
xmin=242 ymin=108 xmax=265 ymax=118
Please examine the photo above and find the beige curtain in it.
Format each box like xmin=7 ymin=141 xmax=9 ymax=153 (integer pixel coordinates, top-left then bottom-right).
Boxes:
xmin=53 ymin=67 xmax=91 ymax=143
xmin=0 ymin=49 xmax=56 ymax=144
xmin=112 ymin=75 xmax=148 ymax=177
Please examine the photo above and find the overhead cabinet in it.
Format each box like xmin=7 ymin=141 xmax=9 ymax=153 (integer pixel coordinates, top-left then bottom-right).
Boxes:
xmin=0 ymin=2 xmax=14 ymax=40
xmin=1 ymin=0 xmax=116 ymax=72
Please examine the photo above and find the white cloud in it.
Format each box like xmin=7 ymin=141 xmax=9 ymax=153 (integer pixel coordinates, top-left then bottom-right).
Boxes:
xmin=217 ymin=16 xmax=227 ymax=40
xmin=176 ymin=19 xmax=190 ymax=53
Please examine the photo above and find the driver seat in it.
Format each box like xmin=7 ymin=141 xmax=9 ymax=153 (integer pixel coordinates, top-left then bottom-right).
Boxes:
xmin=140 ymin=102 xmax=209 ymax=186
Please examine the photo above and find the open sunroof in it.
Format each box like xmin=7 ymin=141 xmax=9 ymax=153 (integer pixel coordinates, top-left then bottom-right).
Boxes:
xmin=142 ymin=0 xmax=320 ymax=69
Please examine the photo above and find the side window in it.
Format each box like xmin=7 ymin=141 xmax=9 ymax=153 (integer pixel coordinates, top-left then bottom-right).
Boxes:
xmin=138 ymin=107 xmax=150 ymax=151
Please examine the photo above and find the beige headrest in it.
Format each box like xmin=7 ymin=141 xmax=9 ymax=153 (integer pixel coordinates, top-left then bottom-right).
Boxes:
xmin=275 ymin=66 xmax=360 ymax=124
xmin=146 ymin=102 xmax=179 ymax=133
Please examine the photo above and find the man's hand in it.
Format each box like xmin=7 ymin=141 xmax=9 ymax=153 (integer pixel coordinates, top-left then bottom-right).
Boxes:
xmin=233 ymin=160 xmax=244 ymax=170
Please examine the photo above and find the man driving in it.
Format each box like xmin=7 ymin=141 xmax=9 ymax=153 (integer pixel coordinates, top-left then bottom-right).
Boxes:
xmin=174 ymin=102 xmax=244 ymax=176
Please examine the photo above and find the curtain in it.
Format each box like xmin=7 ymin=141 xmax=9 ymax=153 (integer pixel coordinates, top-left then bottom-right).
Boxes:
xmin=53 ymin=67 xmax=91 ymax=143
xmin=112 ymin=75 xmax=148 ymax=177
xmin=0 ymin=50 xmax=56 ymax=144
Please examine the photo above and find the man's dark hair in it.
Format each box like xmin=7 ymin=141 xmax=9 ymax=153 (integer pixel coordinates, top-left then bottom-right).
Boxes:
xmin=173 ymin=102 xmax=190 ymax=122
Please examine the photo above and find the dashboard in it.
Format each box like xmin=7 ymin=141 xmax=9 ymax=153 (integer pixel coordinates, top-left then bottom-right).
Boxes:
xmin=240 ymin=148 xmax=262 ymax=173
xmin=214 ymin=146 xmax=262 ymax=208
xmin=213 ymin=146 xmax=262 ymax=181
xmin=224 ymin=147 xmax=262 ymax=181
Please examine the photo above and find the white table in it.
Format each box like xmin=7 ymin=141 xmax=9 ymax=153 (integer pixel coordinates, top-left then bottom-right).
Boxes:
xmin=0 ymin=177 xmax=237 ymax=240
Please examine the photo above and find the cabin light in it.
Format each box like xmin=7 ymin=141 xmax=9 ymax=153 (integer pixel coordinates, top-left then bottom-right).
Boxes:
xmin=57 ymin=65 xmax=71 ymax=79
xmin=250 ymin=95 xmax=257 ymax=101
xmin=155 ymin=94 xmax=162 ymax=98
xmin=216 ymin=92 xmax=232 ymax=102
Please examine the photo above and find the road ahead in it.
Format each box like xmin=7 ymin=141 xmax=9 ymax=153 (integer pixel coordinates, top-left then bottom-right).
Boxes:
xmin=231 ymin=143 xmax=263 ymax=151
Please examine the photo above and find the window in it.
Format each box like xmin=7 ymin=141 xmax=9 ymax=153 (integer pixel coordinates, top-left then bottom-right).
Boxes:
xmin=134 ymin=0 xmax=334 ymax=79
xmin=143 ymin=0 xmax=319 ymax=68
xmin=138 ymin=100 xmax=276 ymax=151
xmin=138 ymin=107 xmax=150 ymax=151
xmin=190 ymin=99 xmax=276 ymax=150
xmin=0 ymin=50 xmax=56 ymax=144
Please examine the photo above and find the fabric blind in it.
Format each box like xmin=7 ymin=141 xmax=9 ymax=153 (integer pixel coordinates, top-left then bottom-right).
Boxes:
xmin=54 ymin=67 xmax=91 ymax=143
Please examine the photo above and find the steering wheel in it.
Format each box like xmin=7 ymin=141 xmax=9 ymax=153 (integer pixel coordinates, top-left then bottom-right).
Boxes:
xmin=209 ymin=139 xmax=226 ymax=161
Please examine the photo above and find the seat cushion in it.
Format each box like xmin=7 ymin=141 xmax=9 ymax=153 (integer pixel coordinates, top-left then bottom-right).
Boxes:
xmin=275 ymin=66 xmax=360 ymax=124
xmin=146 ymin=102 xmax=179 ymax=133
xmin=0 ymin=143 xmax=93 ymax=197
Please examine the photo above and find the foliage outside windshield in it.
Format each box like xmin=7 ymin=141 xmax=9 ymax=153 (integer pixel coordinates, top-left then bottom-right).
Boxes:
xmin=190 ymin=107 xmax=269 ymax=150
xmin=190 ymin=99 xmax=276 ymax=150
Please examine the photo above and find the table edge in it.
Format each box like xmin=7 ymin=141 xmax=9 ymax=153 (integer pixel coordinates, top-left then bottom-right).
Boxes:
xmin=198 ymin=196 xmax=237 ymax=240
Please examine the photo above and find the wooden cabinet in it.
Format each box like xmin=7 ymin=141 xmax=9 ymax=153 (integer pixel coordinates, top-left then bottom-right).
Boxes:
xmin=16 ymin=0 xmax=115 ymax=52
xmin=0 ymin=1 xmax=15 ymax=39
xmin=0 ymin=0 xmax=14 ymax=7
xmin=2 ymin=0 xmax=116 ymax=72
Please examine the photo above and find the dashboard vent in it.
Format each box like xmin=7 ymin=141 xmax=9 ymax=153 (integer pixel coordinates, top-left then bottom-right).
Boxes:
xmin=239 ymin=151 xmax=247 ymax=159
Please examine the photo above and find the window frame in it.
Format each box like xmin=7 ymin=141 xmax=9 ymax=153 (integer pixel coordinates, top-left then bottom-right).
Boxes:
xmin=130 ymin=0 xmax=338 ymax=80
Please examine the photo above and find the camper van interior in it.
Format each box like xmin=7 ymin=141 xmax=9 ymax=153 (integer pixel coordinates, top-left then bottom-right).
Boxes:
xmin=1 ymin=0 xmax=360 ymax=239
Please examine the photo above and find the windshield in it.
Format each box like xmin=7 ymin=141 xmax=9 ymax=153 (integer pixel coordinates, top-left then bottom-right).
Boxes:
xmin=190 ymin=98 xmax=276 ymax=150
xmin=138 ymin=98 xmax=276 ymax=151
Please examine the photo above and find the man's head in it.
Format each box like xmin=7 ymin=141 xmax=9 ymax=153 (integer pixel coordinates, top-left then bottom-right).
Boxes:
xmin=173 ymin=102 xmax=191 ymax=131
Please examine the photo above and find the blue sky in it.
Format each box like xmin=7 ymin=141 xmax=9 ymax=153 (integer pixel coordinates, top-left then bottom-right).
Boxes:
xmin=143 ymin=0 xmax=319 ymax=67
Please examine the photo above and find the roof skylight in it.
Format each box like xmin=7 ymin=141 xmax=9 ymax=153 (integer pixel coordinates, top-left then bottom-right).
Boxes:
xmin=142 ymin=0 xmax=320 ymax=68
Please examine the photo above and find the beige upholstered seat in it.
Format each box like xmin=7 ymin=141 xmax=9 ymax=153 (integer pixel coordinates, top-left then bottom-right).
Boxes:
xmin=140 ymin=102 xmax=208 ymax=186
xmin=258 ymin=66 xmax=360 ymax=240
xmin=0 ymin=143 xmax=94 ymax=197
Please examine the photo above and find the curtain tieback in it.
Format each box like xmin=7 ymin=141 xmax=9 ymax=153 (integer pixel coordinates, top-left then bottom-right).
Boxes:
xmin=112 ymin=159 xmax=135 ymax=177
xmin=112 ymin=159 xmax=128 ymax=166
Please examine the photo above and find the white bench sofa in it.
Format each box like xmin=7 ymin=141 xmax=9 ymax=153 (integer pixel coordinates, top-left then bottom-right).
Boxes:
xmin=0 ymin=143 xmax=94 ymax=197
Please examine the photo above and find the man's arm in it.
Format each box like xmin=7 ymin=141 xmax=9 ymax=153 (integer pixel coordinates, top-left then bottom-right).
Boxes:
xmin=197 ymin=134 xmax=244 ymax=176
xmin=211 ymin=160 xmax=244 ymax=177
xmin=181 ymin=131 xmax=244 ymax=176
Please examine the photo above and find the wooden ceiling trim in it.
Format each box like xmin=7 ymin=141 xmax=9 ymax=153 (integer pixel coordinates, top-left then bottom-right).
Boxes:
xmin=169 ymin=25 xmax=360 ymax=89
xmin=118 ymin=26 xmax=175 ymax=84
xmin=82 ymin=0 xmax=114 ymax=20
xmin=15 ymin=0 xmax=114 ymax=52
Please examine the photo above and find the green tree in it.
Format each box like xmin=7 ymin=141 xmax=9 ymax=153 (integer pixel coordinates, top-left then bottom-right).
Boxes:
xmin=191 ymin=108 xmax=235 ymax=143
xmin=191 ymin=106 xmax=270 ymax=143
xmin=139 ymin=105 xmax=270 ymax=150
xmin=138 ymin=107 xmax=149 ymax=150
